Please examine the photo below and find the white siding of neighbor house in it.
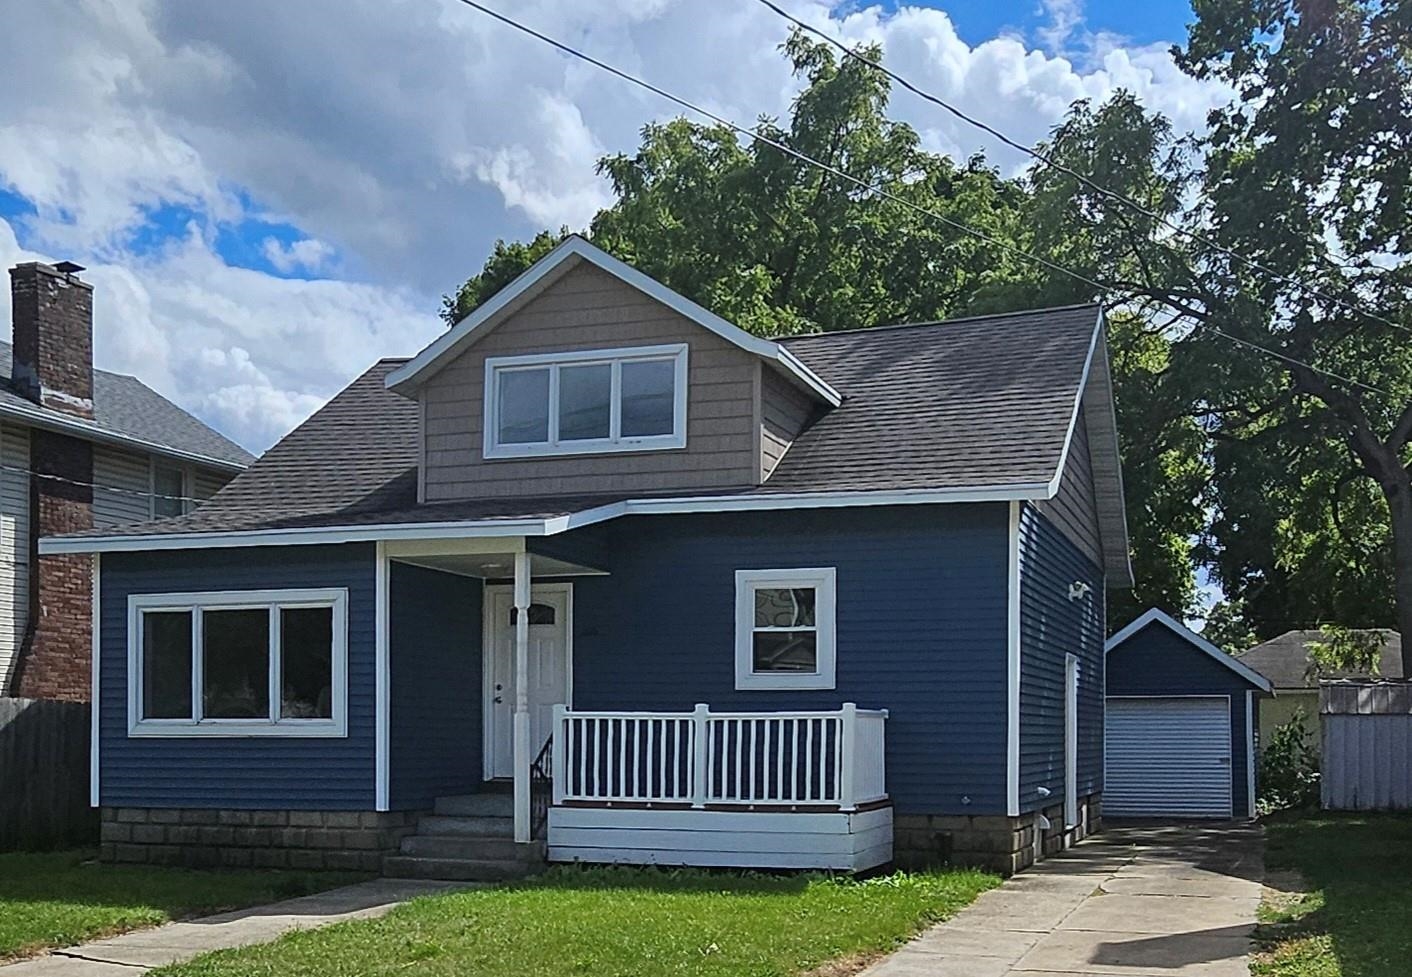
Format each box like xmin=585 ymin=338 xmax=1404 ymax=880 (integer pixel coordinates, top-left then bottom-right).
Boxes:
xmin=93 ymin=446 xmax=153 ymax=528
xmin=0 ymin=424 xmax=29 ymax=693
xmin=192 ymin=468 xmax=227 ymax=502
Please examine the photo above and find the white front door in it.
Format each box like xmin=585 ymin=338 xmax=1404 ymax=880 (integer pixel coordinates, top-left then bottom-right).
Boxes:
xmin=485 ymin=584 xmax=571 ymax=780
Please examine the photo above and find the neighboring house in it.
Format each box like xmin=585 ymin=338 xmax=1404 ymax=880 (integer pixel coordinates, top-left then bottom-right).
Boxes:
xmin=1105 ymin=608 xmax=1271 ymax=820
xmin=43 ymin=237 xmax=1130 ymax=878
xmin=3 ymin=262 xmax=254 ymax=700
xmin=1238 ymin=629 xmax=1404 ymax=742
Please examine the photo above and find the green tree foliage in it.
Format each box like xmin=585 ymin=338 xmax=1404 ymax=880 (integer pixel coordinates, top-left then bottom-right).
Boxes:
xmin=1258 ymin=709 xmax=1321 ymax=813
xmin=1174 ymin=0 xmax=1412 ymax=670
xmin=1202 ymin=599 xmax=1257 ymax=652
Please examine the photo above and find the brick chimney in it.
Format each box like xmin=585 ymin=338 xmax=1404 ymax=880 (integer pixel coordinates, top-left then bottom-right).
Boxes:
xmin=8 ymin=262 xmax=96 ymax=701
xmin=9 ymin=261 xmax=95 ymax=418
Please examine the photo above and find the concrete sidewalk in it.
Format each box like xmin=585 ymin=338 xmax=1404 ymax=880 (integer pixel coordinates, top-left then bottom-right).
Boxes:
xmin=2 ymin=879 xmax=463 ymax=976
xmin=864 ymin=823 xmax=1263 ymax=977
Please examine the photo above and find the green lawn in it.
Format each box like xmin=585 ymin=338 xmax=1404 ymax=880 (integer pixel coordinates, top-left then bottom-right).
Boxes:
xmin=156 ymin=866 xmax=998 ymax=977
xmin=0 ymin=850 xmax=363 ymax=962
xmin=1253 ymin=814 xmax=1412 ymax=977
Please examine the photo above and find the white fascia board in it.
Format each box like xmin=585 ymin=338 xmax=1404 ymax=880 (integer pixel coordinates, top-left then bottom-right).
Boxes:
xmin=0 ymin=399 xmax=248 ymax=473
xmin=1044 ymin=310 xmax=1104 ymax=500
xmin=384 ymin=236 xmax=842 ymax=408
xmin=1105 ymin=607 xmax=1274 ymax=693
xmin=40 ymin=482 xmax=1052 ymax=554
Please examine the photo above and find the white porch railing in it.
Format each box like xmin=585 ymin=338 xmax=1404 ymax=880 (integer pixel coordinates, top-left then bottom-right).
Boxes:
xmin=550 ymin=703 xmax=887 ymax=811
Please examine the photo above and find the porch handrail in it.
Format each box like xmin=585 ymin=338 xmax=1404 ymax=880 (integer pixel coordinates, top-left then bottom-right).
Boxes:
xmin=551 ymin=703 xmax=887 ymax=811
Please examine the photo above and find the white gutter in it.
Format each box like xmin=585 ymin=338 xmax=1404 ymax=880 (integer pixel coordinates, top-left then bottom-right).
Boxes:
xmin=39 ymin=481 xmax=1056 ymax=554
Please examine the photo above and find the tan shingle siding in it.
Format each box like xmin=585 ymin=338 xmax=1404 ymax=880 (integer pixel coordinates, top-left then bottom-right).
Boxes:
xmin=421 ymin=262 xmax=760 ymax=502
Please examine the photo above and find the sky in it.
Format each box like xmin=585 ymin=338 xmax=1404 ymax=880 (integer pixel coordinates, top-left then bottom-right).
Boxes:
xmin=0 ymin=0 xmax=1228 ymax=457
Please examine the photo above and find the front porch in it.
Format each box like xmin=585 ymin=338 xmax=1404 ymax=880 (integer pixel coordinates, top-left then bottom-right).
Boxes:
xmin=384 ymin=536 xmax=894 ymax=873
xmin=544 ymin=704 xmax=891 ymax=870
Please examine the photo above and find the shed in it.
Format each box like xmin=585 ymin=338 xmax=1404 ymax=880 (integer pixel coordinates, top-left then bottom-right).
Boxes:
xmin=1105 ymin=608 xmax=1272 ymax=819
xmin=1321 ymin=680 xmax=1412 ymax=811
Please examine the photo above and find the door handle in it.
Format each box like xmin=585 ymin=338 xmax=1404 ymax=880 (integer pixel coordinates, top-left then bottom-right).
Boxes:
xmin=494 ymin=695 xmax=503 ymax=704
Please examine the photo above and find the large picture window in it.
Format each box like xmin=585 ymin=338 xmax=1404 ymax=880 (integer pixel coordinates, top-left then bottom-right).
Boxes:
xmin=734 ymin=568 xmax=837 ymax=690
xmin=483 ymin=344 xmax=688 ymax=458
xmin=127 ymin=588 xmax=347 ymax=737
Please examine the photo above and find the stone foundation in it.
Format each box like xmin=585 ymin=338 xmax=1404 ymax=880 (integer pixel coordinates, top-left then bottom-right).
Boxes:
xmin=99 ymin=808 xmax=417 ymax=873
xmin=894 ymin=793 xmax=1102 ymax=875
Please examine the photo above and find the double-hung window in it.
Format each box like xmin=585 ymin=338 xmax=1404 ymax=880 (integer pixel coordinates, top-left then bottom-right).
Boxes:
xmin=734 ymin=568 xmax=837 ymax=690
xmin=483 ymin=344 xmax=687 ymax=458
xmin=151 ymin=463 xmax=190 ymax=519
xmin=128 ymin=588 xmax=348 ymax=737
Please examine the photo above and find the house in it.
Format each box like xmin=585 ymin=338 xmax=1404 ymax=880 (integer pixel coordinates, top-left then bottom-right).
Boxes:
xmin=1237 ymin=629 xmax=1403 ymax=742
xmin=41 ymin=236 xmax=1130 ymax=877
xmin=3 ymin=262 xmax=253 ymax=700
xmin=1105 ymin=608 xmax=1271 ymax=820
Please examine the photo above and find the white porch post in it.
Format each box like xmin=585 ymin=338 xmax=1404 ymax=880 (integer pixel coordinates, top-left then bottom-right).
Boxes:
xmin=512 ymin=551 xmax=532 ymax=843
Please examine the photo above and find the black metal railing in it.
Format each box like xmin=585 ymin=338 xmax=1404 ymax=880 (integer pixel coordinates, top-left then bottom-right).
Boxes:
xmin=529 ymin=735 xmax=553 ymax=840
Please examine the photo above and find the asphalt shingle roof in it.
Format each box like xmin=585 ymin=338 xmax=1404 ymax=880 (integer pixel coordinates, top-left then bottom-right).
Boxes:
xmin=1237 ymin=629 xmax=1405 ymax=689
xmin=57 ymin=302 xmax=1104 ymax=539
xmin=0 ymin=341 xmax=254 ymax=468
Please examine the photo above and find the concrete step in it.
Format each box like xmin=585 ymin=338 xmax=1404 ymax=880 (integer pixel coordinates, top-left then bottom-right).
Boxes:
xmin=434 ymin=793 xmax=515 ymax=817
xmin=383 ymin=854 xmax=540 ymax=882
xmin=400 ymin=835 xmax=546 ymax=861
xmin=417 ymin=814 xmax=514 ymax=838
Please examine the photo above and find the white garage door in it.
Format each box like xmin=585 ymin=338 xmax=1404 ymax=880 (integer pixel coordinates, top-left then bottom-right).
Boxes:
xmin=1105 ymin=696 xmax=1233 ymax=818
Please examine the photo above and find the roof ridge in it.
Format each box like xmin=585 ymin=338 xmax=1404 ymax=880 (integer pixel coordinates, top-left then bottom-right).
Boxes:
xmin=778 ymin=302 xmax=1102 ymax=342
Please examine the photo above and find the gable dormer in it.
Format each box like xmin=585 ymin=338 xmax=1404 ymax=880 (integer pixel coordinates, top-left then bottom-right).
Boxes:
xmin=386 ymin=238 xmax=839 ymax=503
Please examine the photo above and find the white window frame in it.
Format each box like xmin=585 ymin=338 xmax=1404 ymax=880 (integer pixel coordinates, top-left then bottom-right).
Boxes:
xmin=127 ymin=588 xmax=349 ymax=737
xmin=149 ymin=461 xmax=193 ymax=519
xmin=734 ymin=567 xmax=837 ymax=691
xmin=482 ymin=343 xmax=688 ymax=459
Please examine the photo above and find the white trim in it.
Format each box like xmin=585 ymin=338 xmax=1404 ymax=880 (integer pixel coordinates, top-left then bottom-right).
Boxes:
xmin=1045 ymin=311 xmax=1103 ymax=499
xmin=1064 ymin=652 xmax=1078 ymax=829
xmin=733 ymin=568 xmax=837 ymax=691
xmin=1105 ymin=607 xmax=1273 ymax=692
xmin=0 ymin=396 xmax=247 ymax=474
xmin=1006 ymin=501 xmax=1021 ymax=817
xmin=41 ymin=483 xmax=1059 ymax=554
xmin=126 ymin=587 xmax=349 ymax=738
xmin=1245 ymin=688 xmax=1256 ymax=818
xmin=89 ymin=553 xmax=100 ymax=808
xmin=481 ymin=581 xmax=574 ymax=781
xmin=482 ymin=344 xmax=688 ymax=459
xmin=375 ymin=541 xmax=390 ymax=811
xmin=384 ymin=236 xmax=842 ymax=407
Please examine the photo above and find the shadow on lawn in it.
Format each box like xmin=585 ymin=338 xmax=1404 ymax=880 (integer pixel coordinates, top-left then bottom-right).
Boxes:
xmin=1256 ymin=813 xmax=1412 ymax=977
xmin=504 ymin=863 xmax=818 ymax=897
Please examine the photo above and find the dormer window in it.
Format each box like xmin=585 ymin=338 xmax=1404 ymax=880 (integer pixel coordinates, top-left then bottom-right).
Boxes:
xmin=483 ymin=344 xmax=688 ymax=458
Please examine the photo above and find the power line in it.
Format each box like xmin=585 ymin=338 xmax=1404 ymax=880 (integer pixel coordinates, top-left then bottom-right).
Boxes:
xmin=750 ymin=0 xmax=1412 ymax=339
xmin=447 ymin=0 xmax=1391 ymax=398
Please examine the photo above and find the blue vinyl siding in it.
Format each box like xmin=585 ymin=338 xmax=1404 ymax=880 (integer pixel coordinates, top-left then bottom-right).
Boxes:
xmin=1107 ymin=621 xmax=1259 ymax=818
xmin=98 ymin=544 xmax=376 ymax=810
xmin=553 ymin=504 xmax=1011 ymax=816
xmin=389 ymin=564 xmax=483 ymax=810
xmin=1018 ymin=505 xmax=1105 ymax=814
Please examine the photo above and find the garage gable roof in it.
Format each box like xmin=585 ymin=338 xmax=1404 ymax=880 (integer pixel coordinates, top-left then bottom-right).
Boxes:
xmin=1106 ymin=608 xmax=1272 ymax=692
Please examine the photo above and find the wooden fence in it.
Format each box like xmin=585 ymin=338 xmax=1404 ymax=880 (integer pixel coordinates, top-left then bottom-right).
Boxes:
xmin=0 ymin=697 xmax=97 ymax=850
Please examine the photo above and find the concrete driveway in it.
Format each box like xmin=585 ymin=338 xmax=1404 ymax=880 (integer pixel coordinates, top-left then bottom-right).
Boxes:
xmin=866 ymin=823 xmax=1263 ymax=977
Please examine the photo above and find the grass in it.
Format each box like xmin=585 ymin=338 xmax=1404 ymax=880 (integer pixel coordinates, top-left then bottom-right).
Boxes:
xmin=0 ymin=850 xmax=364 ymax=962
xmin=1253 ymin=814 xmax=1412 ymax=977
xmin=155 ymin=865 xmax=999 ymax=977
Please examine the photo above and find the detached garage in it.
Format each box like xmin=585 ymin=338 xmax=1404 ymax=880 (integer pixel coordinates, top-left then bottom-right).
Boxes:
xmin=1105 ymin=609 xmax=1272 ymax=819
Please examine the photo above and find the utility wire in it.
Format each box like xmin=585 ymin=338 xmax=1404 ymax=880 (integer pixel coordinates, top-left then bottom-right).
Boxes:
xmin=447 ymin=0 xmax=1391 ymax=397
xmin=750 ymin=0 xmax=1412 ymax=339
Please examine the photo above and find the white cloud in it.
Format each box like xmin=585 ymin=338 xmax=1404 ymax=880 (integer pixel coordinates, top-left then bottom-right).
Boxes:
xmin=261 ymin=236 xmax=335 ymax=274
xmin=0 ymin=216 xmax=441 ymax=453
xmin=0 ymin=0 xmax=1231 ymax=455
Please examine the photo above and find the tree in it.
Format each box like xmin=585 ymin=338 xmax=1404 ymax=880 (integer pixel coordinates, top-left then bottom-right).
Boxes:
xmin=1175 ymin=0 xmax=1412 ymax=673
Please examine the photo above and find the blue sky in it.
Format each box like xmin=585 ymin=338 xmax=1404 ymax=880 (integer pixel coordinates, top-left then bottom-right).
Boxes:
xmin=903 ymin=0 xmax=1193 ymax=51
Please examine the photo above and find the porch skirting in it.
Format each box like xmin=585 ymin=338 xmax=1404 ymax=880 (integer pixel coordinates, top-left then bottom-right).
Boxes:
xmin=893 ymin=792 xmax=1102 ymax=875
xmin=98 ymin=807 xmax=417 ymax=872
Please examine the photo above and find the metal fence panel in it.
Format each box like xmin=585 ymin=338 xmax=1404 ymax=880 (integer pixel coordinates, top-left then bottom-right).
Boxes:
xmin=0 ymin=696 xmax=97 ymax=850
